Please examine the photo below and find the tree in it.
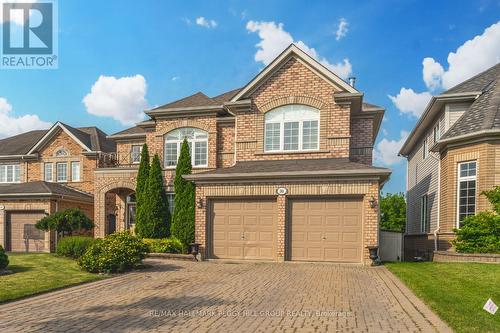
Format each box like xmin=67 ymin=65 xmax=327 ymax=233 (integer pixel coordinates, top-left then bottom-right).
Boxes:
xmin=380 ymin=192 xmax=406 ymax=232
xmin=139 ymin=154 xmax=170 ymax=238
xmin=134 ymin=144 xmax=150 ymax=237
xmin=35 ymin=208 xmax=94 ymax=236
xmin=171 ymin=138 xmax=195 ymax=247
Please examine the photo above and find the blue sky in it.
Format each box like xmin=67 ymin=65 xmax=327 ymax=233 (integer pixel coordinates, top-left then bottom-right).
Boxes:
xmin=1 ymin=0 xmax=499 ymax=193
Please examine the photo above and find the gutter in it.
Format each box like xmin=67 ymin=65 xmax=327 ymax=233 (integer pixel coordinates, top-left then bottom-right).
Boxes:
xmin=431 ymin=129 xmax=500 ymax=152
xmin=106 ymin=133 xmax=147 ymax=140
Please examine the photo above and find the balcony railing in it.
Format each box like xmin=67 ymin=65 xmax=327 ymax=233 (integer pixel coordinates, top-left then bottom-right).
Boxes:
xmin=98 ymin=152 xmax=141 ymax=168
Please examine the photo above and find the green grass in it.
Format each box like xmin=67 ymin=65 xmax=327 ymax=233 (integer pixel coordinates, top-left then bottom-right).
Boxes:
xmin=386 ymin=262 xmax=500 ymax=333
xmin=0 ymin=253 xmax=106 ymax=303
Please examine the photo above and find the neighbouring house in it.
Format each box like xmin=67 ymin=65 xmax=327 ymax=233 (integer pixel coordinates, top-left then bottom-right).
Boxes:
xmin=95 ymin=44 xmax=390 ymax=264
xmin=0 ymin=122 xmax=115 ymax=252
xmin=399 ymin=63 xmax=500 ymax=260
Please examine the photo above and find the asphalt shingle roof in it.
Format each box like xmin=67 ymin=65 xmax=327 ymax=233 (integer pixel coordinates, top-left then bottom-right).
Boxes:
xmin=0 ymin=124 xmax=115 ymax=155
xmin=0 ymin=181 xmax=93 ymax=201
xmin=441 ymin=63 xmax=500 ymax=140
xmin=110 ymin=126 xmax=146 ymax=137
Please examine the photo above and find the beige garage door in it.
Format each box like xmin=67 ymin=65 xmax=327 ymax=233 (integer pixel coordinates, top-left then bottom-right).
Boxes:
xmin=7 ymin=211 xmax=47 ymax=252
xmin=211 ymin=199 xmax=277 ymax=260
xmin=290 ymin=198 xmax=363 ymax=263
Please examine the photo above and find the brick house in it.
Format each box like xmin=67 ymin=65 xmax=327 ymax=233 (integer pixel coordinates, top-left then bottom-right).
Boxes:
xmin=0 ymin=122 xmax=115 ymax=252
xmin=95 ymin=44 xmax=390 ymax=264
xmin=399 ymin=63 xmax=500 ymax=260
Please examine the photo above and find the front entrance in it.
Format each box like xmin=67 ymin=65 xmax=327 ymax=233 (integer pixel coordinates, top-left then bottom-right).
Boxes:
xmin=289 ymin=198 xmax=363 ymax=263
xmin=6 ymin=211 xmax=47 ymax=252
xmin=210 ymin=198 xmax=277 ymax=260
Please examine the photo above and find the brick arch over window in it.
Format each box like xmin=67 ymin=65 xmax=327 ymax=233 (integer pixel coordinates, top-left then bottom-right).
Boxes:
xmin=155 ymin=119 xmax=214 ymax=137
xmin=258 ymin=95 xmax=326 ymax=114
xmin=255 ymin=95 xmax=329 ymax=152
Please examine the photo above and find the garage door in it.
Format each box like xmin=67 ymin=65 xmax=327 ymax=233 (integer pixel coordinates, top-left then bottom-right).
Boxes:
xmin=211 ymin=199 xmax=277 ymax=260
xmin=290 ymin=198 xmax=362 ymax=263
xmin=6 ymin=211 xmax=47 ymax=252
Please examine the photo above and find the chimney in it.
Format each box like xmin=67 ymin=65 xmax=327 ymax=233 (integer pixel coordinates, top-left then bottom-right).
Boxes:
xmin=348 ymin=77 xmax=356 ymax=87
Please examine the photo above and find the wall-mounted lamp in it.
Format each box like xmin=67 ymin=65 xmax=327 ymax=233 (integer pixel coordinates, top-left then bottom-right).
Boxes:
xmin=197 ymin=198 xmax=204 ymax=209
xmin=368 ymin=196 xmax=377 ymax=209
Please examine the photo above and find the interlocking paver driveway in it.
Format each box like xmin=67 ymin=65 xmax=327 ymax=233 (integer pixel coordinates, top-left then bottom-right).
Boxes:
xmin=0 ymin=259 xmax=451 ymax=333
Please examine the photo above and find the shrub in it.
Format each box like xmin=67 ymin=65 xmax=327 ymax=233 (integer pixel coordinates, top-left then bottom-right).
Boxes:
xmin=0 ymin=245 xmax=8 ymax=270
xmin=171 ymin=138 xmax=195 ymax=246
xmin=143 ymin=237 xmax=184 ymax=254
xmin=79 ymin=231 xmax=148 ymax=273
xmin=36 ymin=208 xmax=94 ymax=236
xmin=56 ymin=236 xmax=96 ymax=259
xmin=135 ymin=143 xmax=150 ymax=237
xmin=453 ymin=212 xmax=500 ymax=253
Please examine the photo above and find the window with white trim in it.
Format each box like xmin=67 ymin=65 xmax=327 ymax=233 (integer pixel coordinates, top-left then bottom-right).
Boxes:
xmin=44 ymin=163 xmax=53 ymax=182
xmin=56 ymin=162 xmax=67 ymax=182
xmin=166 ymin=193 xmax=175 ymax=215
xmin=457 ymin=161 xmax=477 ymax=226
xmin=0 ymin=164 xmax=20 ymax=183
xmin=71 ymin=161 xmax=80 ymax=181
xmin=264 ymin=105 xmax=319 ymax=152
xmin=423 ymin=137 xmax=429 ymax=159
xmin=433 ymin=124 xmax=440 ymax=143
xmin=130 ymin=145 xmax=142 ymax=164
xmin=164 ymin=127 xmax=208 ymax=167
xmin=420 ymin=194 xmax=428 ymax=233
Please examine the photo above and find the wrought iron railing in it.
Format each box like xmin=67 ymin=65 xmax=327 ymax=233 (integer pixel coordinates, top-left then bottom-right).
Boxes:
xmin=98 ymin=152 xmax=140 ymax=168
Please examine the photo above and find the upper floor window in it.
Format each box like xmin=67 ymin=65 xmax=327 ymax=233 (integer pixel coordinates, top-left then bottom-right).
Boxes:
xmin=0 ymin=164 xmax=20 ymax=183
xmin=164 ymin=127 xmax=208 ymax=167
xmin=56 ymin=162 xmax=67 ymax=182
xmin=55 ymin=148 xmax=69 ymax=157
xmin=433 ymin=124 xmax=440 ymax=143
xmin=130 ymin=145 xmax=142 ymax=164
xmin=71 ymin=161 xmax=81 ymax=181
xmin=44 ymin=163 xmax=53 ymax=182
xmin=422 ymin=137 xmax=429 ymax=159
xmin=264 ymin=105 xmax=320 ymax=152
xmin=457 ymin=161 xmax=477 ymax=227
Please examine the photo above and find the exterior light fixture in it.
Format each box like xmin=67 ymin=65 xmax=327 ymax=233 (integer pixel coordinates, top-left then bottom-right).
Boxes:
xmin=368 ymin=196 xmax=376 ymax=208
xmin=197 ymin=198 xmax=204 ymax=209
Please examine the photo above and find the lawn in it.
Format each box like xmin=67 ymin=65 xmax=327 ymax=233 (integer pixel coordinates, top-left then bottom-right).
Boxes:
xmin=386 ymin=262 xmax=500 ymax=333
xmin=0 ymin=253 xmax=105 ymax=303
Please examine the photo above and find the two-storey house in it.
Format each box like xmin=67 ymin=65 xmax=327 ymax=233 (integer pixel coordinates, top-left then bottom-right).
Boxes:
xmin=96 ymin=45 xmax=390 ymax=264
xmin=0 ymin=122 xmax=115 ymax=252
xmin=400 ymin=63 xmax=500 ymax=259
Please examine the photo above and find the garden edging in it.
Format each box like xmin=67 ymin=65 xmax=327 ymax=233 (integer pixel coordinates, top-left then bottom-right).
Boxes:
xmin=433 ymin=251 xmax=500 ymax=263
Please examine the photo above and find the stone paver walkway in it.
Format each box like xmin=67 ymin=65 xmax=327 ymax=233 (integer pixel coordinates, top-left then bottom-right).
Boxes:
xmin=0 ymin=259 xmax=451 ymax=332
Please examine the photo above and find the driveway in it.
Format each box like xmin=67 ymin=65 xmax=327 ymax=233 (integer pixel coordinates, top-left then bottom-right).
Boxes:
xmin=0 ymin=259 xmax=450 ymax=332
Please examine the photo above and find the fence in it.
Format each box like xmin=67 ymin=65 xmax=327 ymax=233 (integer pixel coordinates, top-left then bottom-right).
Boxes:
xmin=379 ymin=230 xmax=403 ymax=262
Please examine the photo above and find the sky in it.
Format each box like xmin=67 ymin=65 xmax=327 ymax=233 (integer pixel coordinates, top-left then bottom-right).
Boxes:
xmin=1 ymin=0 xmax=499 ymax=194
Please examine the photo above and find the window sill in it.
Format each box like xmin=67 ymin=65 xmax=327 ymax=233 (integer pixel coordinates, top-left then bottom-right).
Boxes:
xmin=254 ymin=150 xmax=328 ymax=156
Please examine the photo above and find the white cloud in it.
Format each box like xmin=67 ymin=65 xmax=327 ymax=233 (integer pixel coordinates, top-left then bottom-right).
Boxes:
xmin=0 ymin=97 xmax=51 ymax=139
xmin=83 ymin=75 xmax=147 ymax=125
xmin=423 ymin=21 xmax=500 ymax=90
xmin=374 ymin=131 xmax=409 ymax=166
xmin=388 ymin=88 xmax=432 ymax=118
xmin=335 ymin=18 xmax=348 ymax=41
xmin=246 ymin=20 xmax=353 ymax=79
xmin=0 ymin=0 xmax=38 ymax=25
xmin=171 ymin=76 xmax=179 ymax=81
xmin=196 ymin=17 xmax=217 ymax=28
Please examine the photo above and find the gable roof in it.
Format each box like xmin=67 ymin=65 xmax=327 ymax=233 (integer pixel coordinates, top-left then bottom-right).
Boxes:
xmin=231 ymin=44 xmax=358 ymax=101
xmin=150 ymin=92 xmax=221 ymax=111
xmin=0 ymin=181 xmax=93 ymax=202
xmin=0 ymin=123 xmax=115 ymax=157
xmin=108 ymin=125 xmax=147 ymax=139
xmin=400 ymin=62 xmax=500 ymax=156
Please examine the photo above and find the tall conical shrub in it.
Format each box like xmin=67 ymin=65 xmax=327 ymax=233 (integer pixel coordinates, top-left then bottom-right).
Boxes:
xmin=171 ymin=138 xmax=195 ymax=247
xmin=134 ymin=144 xmax=150 ymax=238
xmin=142 ymin=154 xmax=170 ymax=238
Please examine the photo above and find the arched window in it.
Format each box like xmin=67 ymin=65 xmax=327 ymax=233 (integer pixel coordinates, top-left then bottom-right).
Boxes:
xmin=164 ymin=127 xmax=208 ymax=167
xmin=55 ymin=148 xmax=69 ymax=157
xmin=264 ymin=105 xmax=319 ymax=152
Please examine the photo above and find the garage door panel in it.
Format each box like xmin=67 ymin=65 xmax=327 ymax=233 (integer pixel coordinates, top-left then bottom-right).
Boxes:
xmin=290 ymin=198 xmax=362 ymax=263
xmin=7 ymin=211 xmax=47 ymax=252
xmin=211 ymin=199 xmax=277 ymax=260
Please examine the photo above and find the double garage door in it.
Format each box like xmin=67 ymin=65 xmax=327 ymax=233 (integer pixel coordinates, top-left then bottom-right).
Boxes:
xmin=211 ymin=197 xmax=363 ymax=263
xmin=5 ymin=211 xmax=47 ymax=252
